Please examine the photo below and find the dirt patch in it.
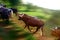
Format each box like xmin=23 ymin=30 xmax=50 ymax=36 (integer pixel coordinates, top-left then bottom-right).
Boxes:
xmin=39 ymin=36 xmax=55 ymax=40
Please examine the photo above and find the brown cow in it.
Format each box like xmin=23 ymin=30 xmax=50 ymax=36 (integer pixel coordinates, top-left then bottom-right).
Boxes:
xmin=51 ymin=27 xmax=60 ymax=40
xmin=18 ymin=14 xmax=44 ymax=35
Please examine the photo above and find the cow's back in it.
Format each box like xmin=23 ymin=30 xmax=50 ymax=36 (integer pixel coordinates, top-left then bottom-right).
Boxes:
xmin=23 ymin=15 xmax=44 ymax=26
xmin=0 ymin=7 xmax=12 ymax=19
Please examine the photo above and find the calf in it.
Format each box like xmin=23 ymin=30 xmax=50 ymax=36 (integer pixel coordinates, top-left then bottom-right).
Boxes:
xmin=18 ymin=14 xmax=44 ymax=35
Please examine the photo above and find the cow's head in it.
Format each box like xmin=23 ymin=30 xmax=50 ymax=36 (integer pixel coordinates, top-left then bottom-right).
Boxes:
xmin=18 ymin=14 xmax=24 ymax=20
xmin=18 ymin=13 xmax=28 ymax=20
xmin=19 ymin=14 xmax=25 ymax=17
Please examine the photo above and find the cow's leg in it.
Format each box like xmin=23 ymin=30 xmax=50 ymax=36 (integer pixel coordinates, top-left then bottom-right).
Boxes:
xmin=27 ymin=26 xmax=31 ymax=32
xmin=24 ymin=25 xmax=27 ymax=29
xmin=5 ymin=16 xmax=10 ymax=24
xmin=41 ymin=26 xmax=44 ymax=36
xmin=33 ymin=27 xmax=40 ymax=34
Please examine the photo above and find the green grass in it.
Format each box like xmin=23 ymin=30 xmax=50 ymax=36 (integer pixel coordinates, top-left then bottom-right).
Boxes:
xmin=0 ymin=8 xmax=55 ymax=40
xmin=0 ymin=12 xmax=39 ymax=40
xmin=19 ymin=11 xmax=52 ymax=21
xmin=0 ymin=21 xmax=37 ymax=40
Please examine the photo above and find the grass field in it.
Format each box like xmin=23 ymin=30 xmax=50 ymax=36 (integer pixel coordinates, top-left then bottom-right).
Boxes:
xmin=0 ymin=10 xmax=57 ymax=40
xmin=0 ymin=1 xmax=59 ymax=40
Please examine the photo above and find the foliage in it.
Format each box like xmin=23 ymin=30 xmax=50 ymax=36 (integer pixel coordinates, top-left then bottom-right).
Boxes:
xmin=0 ymin=0 xmax=22 ymax=8
xmin=24 ymin=3 xmax=39 ymax=12
xmin=8 ymin=0 xmax=21 ymax=7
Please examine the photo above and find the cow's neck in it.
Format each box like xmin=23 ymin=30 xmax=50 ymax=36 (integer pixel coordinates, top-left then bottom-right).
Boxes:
xmin=22 ymin=16 xmax=29 ymax=21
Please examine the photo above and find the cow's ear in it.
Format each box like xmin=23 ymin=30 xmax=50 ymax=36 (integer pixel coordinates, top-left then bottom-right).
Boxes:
xmin=19 ymin=14 xmax=24 ymax=17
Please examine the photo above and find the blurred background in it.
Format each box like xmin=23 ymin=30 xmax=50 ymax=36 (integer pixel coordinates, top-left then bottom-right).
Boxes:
xmin=0 ymin=0 xmax=60 ymax=40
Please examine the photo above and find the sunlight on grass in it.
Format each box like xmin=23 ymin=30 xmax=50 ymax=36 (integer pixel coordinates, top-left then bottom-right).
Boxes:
xmin=19 ymin=11 xmax=52 ymax=21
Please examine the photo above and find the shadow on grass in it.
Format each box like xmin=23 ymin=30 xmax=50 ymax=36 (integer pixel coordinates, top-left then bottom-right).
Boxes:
xmin=16 ymin=32 xmax=36 ymax=40
xmin=17 ymin=32 xmax=32 ymax=38
xmin=6 ymin=26 xmax=36 ymax=40
xmin=12 ymin=25 xmax=36 ymax=40
xmin=0 ymin=20 xmax=14 ymax=27
xmin=0 ymin=21 xmax=36 ymax=40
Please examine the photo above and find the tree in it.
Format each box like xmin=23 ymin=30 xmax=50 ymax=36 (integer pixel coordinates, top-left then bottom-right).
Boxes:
xmin=1 ymin=0 xmax=22 ymax=8
xmin=25 ymin=3 xmax=38 ymax=12
xmin=8 ymin=0 xmax=22 ymax=8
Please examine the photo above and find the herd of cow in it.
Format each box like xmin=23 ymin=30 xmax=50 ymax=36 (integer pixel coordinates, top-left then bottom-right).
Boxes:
xmin=0 ymin=4 xmax=60 ymax=40
xmin=0 ymin=4 xmax=44 ymax=35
